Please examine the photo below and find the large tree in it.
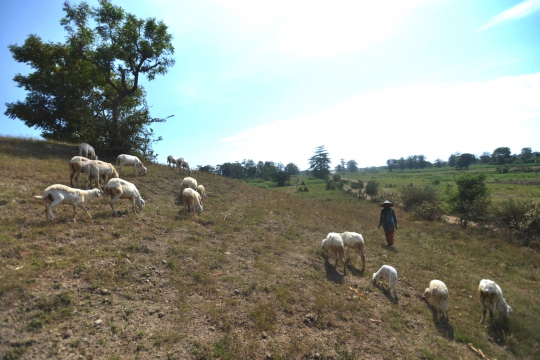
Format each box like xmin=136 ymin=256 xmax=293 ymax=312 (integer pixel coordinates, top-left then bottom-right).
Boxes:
xmin=308 ymin=145 xmax=331 ymax=180
xmin=446 ymin=173 xmax=491 ymax=227
xmin=5 ymin=0 xmax=175 ymax=156
xmin=346 ymin=159 xmax=358 ymax=173
xmin=455 ymin=153 xmax=476 ymax=170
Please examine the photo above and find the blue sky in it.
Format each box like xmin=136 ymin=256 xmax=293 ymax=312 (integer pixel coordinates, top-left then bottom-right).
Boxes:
xmin=1 ymin=0 xmax=539 ymax=169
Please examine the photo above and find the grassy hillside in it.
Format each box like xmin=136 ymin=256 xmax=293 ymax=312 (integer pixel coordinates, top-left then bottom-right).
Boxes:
xmin=1 ymin=136 xmax=540 ymax=359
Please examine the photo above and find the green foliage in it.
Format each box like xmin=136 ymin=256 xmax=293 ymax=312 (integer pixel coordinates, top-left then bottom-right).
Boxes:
xmin=350 ymin=180 xmax=363 ymax=190
xmin=308 ymin=145 xmax=331 ymax=180
xmin=332 ymin=174 xmax=341 ymax=182
xmin=493 ymin=200 xmax=540 ymax=248
xmin=325 ymin=179 xmax=336 ymax=190
xmin=445 ymin=173 xmax=491 ymax=226
xmin=5 ymin=0 xmax=175 ymax=156
xmin=455 ymin=153 xmax=476 ymax=170
xmin=365 ymin=180 xmax=378 ymax=196
xmin=273 ymin=170 xmax=290 ymax=187
xmin=400 ymin=185 xmax=437 ymax=211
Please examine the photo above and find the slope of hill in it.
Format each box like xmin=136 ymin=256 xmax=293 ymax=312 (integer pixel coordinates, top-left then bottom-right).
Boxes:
xmin=1 ymin=136 xmax=539 ymax=359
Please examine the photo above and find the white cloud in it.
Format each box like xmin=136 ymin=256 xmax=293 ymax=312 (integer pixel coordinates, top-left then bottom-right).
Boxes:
xmin=210 ymin=0 xmax=427 ymax=57
xmin=221 ymin=73 xmax=540 ymax=168
xmin=478 ymin=0 xmax=540 ymax=31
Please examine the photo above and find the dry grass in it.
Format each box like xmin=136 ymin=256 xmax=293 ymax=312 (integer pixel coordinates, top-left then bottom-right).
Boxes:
xmin=1 ymin=136 xmax=539 ymax=359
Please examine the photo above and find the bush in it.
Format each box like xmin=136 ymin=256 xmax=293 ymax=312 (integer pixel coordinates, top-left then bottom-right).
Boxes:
xmin=411 ymin=201 xmax=445 ymax=221
xmin=493 ymin=200 xmax=540 ymax=248
xmin=326 ymin=179 xmax=336 ymax=190
xmin=350 ymin=180 xmax=363 ymax=190
xmin=400 ymin=185 xmax=438 ymax=212
xmin=365 ymin=181 xmax=378 ymax=197
xmin=332 ymin=174 xmax=341 ymax=182
xmin=432 ymin=179 xmax=440 ymax=186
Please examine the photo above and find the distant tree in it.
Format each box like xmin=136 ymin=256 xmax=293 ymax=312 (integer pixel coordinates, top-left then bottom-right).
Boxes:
xmin=479 ymin=152 xmax=491 ymax=164
xmin=346 ymin=160 xmax=358 ymax=173
xmin=273 ymin=170 xmax=290 ymax=187
xmin=284 ymin=162 xmax=300 ymax=176
xmin=434 ymin=158 xmax=443 ymax=168
xmin=406 ymin=155 xmax=415 ymax=170
xmin=448 ymin=153 xmax=460 ymax=167
xmin=418 ymin=155 xmax=427 ymax=169
xmin=445 ymin=173 xmax=491 ymax=227
xmin=308 ymin=145 xmax=331 ymax=180
xmin=334 ymin=164 xmax=344 ymax=173
xmin=521 ymin=147 xmax=532 ymax=160
xmin=197 ymin=165 xmax=216 ymax=173
xmin=261 ymin=161 xmax=277 ymax=180
xmin=492 ymin=147 xmax=511 ymax=164
xmin=455 ymin=153 xmax=476 ymax=170
xmin=386 ymin=159 xmax=395 ymax=172
xmin=339 ymin=158 xmax=346 ymax=173
xmin=243 ymin=159 xmax=257 ymax=179
xmin=218 ymin=162 xmax=245 ymax=179
xmin=398 ymin=157 xmax=406 ymax=171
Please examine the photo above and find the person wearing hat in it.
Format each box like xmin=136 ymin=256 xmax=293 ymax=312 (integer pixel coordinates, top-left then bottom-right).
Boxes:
xmin=378 ymin=200 xmax=398 ymax=246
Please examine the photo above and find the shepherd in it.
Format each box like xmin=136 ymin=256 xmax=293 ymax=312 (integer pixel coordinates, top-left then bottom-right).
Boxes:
xmin=378 ymin=200 xmax=398 ymax=246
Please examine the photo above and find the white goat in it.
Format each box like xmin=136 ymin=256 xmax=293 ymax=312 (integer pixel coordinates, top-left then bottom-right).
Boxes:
xmin=176 ymin=157 xmax=192 ymax=175
xmin=83 ymin=160 xmax=119 ymax=190
xmin=79 ymin=143 xmax=98 ymax=160
xmin=182 ymin=188 xmax=203 ymax=214
xmin=167 ymin=155 xmax=177 ymax=169
xmin=103 ymin=178 xmax=145 ymax=216
xmin=116 ymin=154 xmax=147 ymax=176
xmin=373 ymin=265 xmax=398 ymax=299
xmin=423 ymin=280 xmax=449 ymax=322
xmin=321 ymin=232 xmax=346 ymax=275
xmin=196 ymin=184 xmax=206 ymax=205
xmin=478 ymin=279 xmax=512 ymax=325
xmin=341 ymin=231 xmax=365 ymax=270
xmin=69 ymin=156 xmax=91 ymax=188
xmin=33 ymin=184 xmax=101 ymax=222
xmin=180 ymin=177 xmax=198 ymax=195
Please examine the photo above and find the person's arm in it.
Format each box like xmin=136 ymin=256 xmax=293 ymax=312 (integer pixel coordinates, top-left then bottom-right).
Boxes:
xmin=378 ymin=210 xmax=382 ymax=228
xmin=393 ymin=209 xmax=398 ymax=229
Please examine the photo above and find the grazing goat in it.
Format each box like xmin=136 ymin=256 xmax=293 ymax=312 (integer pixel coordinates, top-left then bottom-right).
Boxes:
xmin=116 ymin=154 xmax=147 ymax=176
xmin=423 ymin=280 xmax=449 ymax=322
xmin=167 ymin=155 xmax=177 ymax=169
xmin=33 ymin=184 xmax=101 ymax=222
xmin=373 ymin=265 xmax=398 ymax=299
xmin=103 ymin=178 xmax=145 ymax=216
xmin=176 ymin=157 xmax=192 ymax=175
xmin=341 ymin=231 xmax=365 ymax=270
xmin=83 ymin=160 xmax=119 ymax=190
xmin=321 ymin=232 xmax=346 ymax=275
xmin=478 ymin=279 xmax=512 ymax=325
xmin=79 ymin=143 xmax=98 ymax=160
xmin=69 ymin=156 xmax=91 ymax=188
xmin=180 ymin=177 xmax=198 ymax=195
xmin=196 ymin=184 xmax=206 ymax=205
xmin=181 ymin=188 xmax=203 ymax=214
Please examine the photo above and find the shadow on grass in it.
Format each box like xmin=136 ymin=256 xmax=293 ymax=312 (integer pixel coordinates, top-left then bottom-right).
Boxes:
xmin=346 ymin=262 xmax=365 ymax=277
xmin=379 ymin=243 xmax=399 ymax=253
xmin=486 ymin=321 xmax=511 ymax=346
xmin=422 ymin=298 xmax=455 ymax=339
xmin=373 ymin=281 xmax=398 ymax=304
xmin=323 ymin=259 xmax=345 ymax=284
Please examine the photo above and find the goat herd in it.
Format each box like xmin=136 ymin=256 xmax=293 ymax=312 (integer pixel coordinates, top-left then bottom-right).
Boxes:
xmin=31 ymin=143 xmax=512 ymax=329
xmin=33 ymin=143 xmax=206 ymax=223
xmin=321 ymin=229 xmax=512 ymax=326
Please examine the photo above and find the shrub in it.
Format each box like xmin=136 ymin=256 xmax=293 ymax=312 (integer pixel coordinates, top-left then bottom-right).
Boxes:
xmin=332 ymin=174 xmax=341 ymax=182
xmin=411 ymin=201 xmax=445 ymax=222
xmin=400 ymin=185 xmax=438 ymax=212
xmin=493 ymin=200 xmax=540 ymax=248
xmin=365 ymin=181 xmax=378 ymax=197
xmin=326 ymin=179 xmax=336 ymax=190
xmin=432 ymin=179 xmax=440 ymax=186
xmin=350 ymin=180 xmax=363 ymax=190
xmin=445 ymin=173 xmax=491 ymax=227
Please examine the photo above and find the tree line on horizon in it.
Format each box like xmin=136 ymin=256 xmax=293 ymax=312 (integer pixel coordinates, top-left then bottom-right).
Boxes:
xmin=384 ymin=146 xmax=538 ymax=172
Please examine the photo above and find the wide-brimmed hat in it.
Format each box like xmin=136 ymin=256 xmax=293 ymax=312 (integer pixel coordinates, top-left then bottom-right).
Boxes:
xmin=380 ymin=200 xmax=394 ymax=207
